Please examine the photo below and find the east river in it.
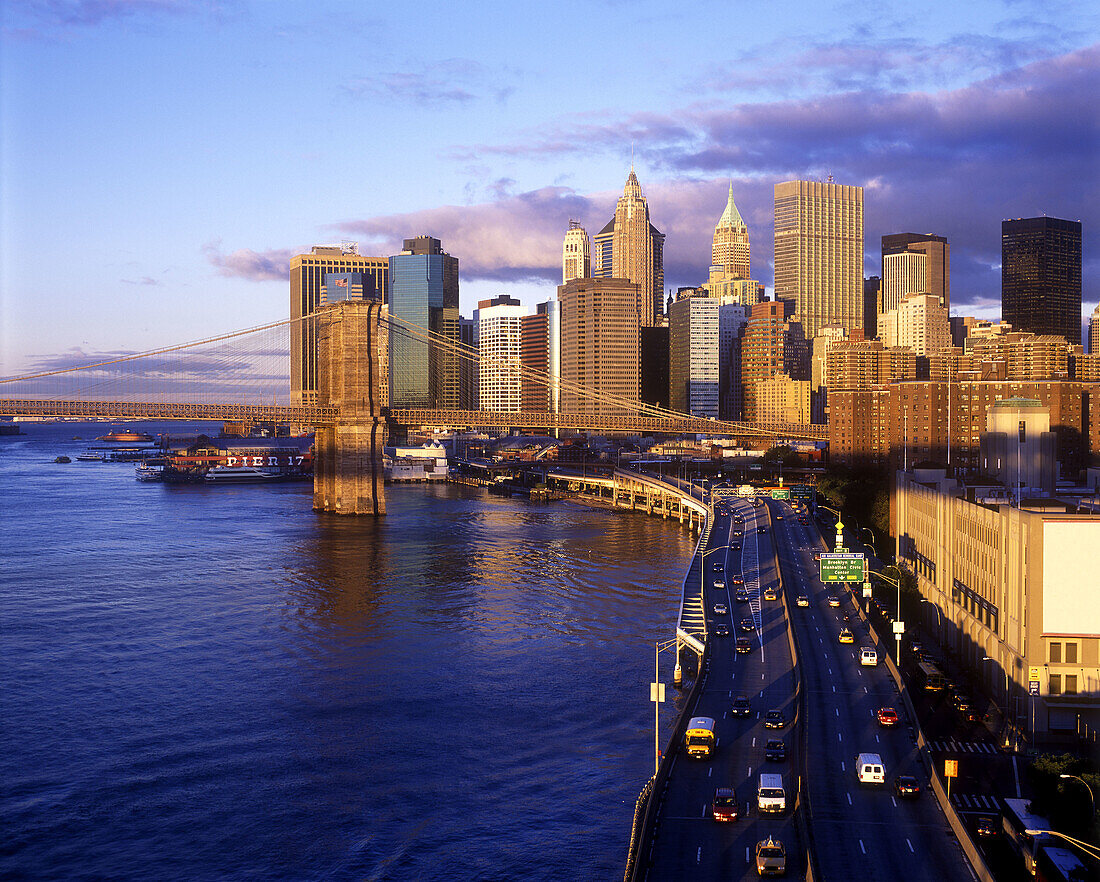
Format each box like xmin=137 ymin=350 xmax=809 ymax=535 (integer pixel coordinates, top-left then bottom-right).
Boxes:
xmin=1 ymin=423 xmax=694 ymax=881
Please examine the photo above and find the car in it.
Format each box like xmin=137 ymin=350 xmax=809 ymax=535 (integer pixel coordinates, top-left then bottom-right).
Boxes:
xmin=877 ymin=707 xmax=899 ymax=727
xmin=735 ymin=588 xmax=750 ymax=602
xmin=711 ymin=786 xmax=740 ymax=822
xmin=893 ymin=775 xmax=921 ymax=798
xmin=714 ymin=623 xmax=731 ymax=636
xmin=964 ymin=707 xmax=983 ymax=724
xmin=712 ymin=562 xmax=724 ymax=572
xmin=952 ymin=693 xmax=973 ymax=712
xmin=909 ymin=640 xmax=924 ymax=655
xmin=736 ymin=637 xmax=752 ymax=653
xmin=764 ymin=739 xmax=786 ymax=761
xmin=713 ymin=580 xmax=725 ymax=589
xmin=860 ymin=647 xmax=878 ymax=666
xmin=713 ymin=602 xmax=729 ymax=615
xmin=776 ymin=514 xmax=783 ymax=521
xmin=758 ymin=526 xmax=767 ymax=534
xmin=740 ymin=618 xmax=755 ymax=633
xmin=765 ymin=710 xmax=787 ymax=729
xmin=827 ymin=595 xmax=841 ymax=608
xmin=734 ymin=515 xmax=743 ymax=524
xmin=838 ymin=627 xmax=854 ymax=644
xmin=731 ymin=696 xmax=751 ymax=716
xmin=731 ymin=575 xmax=744 ymax=585
xmin=796 ymin=594 xmax=809 ymax=607
xmin=763 ymin=586 xmax=778 ymax=601
xmin=755 ymin=837 xmax=786 ymax=876
xmin=975 ymin=816 xmax=998 ymax=838
xmin=798 ymin=517 xmax=809 ymax=525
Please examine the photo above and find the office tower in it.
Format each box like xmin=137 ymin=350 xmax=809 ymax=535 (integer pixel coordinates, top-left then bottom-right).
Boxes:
xmin=882 ymin=251 xmax=927 ymax=314
xmin=558 ymin=277 xmax=641 ymax=418
xmin=810 ymin=325 xmax=849 ymax=423
xmin=882 ymin=233 xmax=950 ymax=310
xmin=719 ymin=304 xmax=750 ymax=420
xmin=774 ymin=180 xmax=864 ymax=340
xmin=521 ymin=301 xmax=560 ymax=413
xmin=1002 ymin=217 xmax=1082 ymax=345
xmin=863 ymin=277 xmax=881 ymax=341
xmin=755 ymin=374 xmax=811 ymax=425
xmin=740 ymin=301 xmax=809 ymax=422
xmin=1090 ymin=304 xmax=1100 ymax=355
xmin=388 ymin=236 xmax=460 ymax=409
xmin=669 ymin=296 xmax=720 ymax=418
xmin=475 ymin=295 xmax=525 ymax=413
xmin=711 ymin=182 xmax=750 ymax=279
xmin=562 ymin=221 xmax=591 ymax=284
xmin=640 ymin=326 xmax=670 ymax=411
xmin=593 ymin=167 xmax=665 ymax=326
xmin=459 ymin=316 xmax=477 ymax=410
xmin=702 ymin=273 xmax=765 ymax=305
xmin=878 ymin=293 xmax=951 ymax=356
xmin=290 ymin=243 xmax=387 ymax=405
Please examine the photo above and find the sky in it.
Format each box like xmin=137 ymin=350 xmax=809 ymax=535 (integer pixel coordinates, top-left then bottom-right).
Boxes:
xmin=2 ymin=0 xmax=1098 ymax=377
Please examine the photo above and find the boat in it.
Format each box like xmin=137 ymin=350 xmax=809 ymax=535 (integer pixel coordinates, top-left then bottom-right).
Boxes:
xmin=76 ymin=452 xmax=105 ymax=461
xmin=203 ymin=465 xmax=279 ymax=483
xmin=54 ymin=455 xmax=71 ymax=464
xmin=96 ymin=429 xmax=154 ymax=443
xmin=135 ymin=464 xmax=163 ymax=482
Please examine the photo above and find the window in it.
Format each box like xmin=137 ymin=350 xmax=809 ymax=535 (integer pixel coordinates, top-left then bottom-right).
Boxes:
xmin=1065 ymin=643 xmax=1078 ymax=664
xmin=1049 ymin=674 xmax=1061 ymax=695
xmin=1049 ymin=642 xmax=1062 ymax=663
xmin=1065 ymin=675 xmax=1078 ymax=695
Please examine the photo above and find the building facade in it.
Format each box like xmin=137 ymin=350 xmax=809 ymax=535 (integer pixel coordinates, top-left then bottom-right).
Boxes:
xmin=755 ymin=374 xmax=811 ymax=425
xmin=557 ymin=278 xmax=641 ymax=419
xmin=1002 ymin=216 xmax=1082 ymax=345
xmin=562 ymin=220 xmax=591 ymax=284
xmin=774 ymin=179 xmax=864 ymax=339
xmin=290 ymin=243 xmax=387 ymax=405
xmin=476 ymin=295 xmax=525 ymax=413
xmin=882 ymin=251 xmax=927 ymax=315
xmin=669 ymin=295 xmax=720 ymax=418
xmin=882 ymin=232 xmax=950 ymax=310
xmin=388 ymin=236 xmax=460 ymax=409
xmin=739 ymin=301 xmax=809 ymax=422
xmin=878 ymin=292 xmax=952 ymax=356
xmin=520 ymin=300 xmax=560 ymax=413
xmin=1090 ymin=304 xmax=1100 ymax=355
xmin=711 ymin=182 xmax=751 ymax=279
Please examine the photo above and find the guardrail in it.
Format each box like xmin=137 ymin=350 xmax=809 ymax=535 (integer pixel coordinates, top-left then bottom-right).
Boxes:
xmin=852 ymin=594 xmax=996 ymax=882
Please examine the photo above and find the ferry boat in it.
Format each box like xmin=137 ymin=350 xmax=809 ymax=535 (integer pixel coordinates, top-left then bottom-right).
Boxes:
xmin=135 ymin=463 xmax=163 ymax=482
xmin=203 ymin=465 xmax=279 ymax=483
xmin=96 ymin=429 xmax=155 ymax=443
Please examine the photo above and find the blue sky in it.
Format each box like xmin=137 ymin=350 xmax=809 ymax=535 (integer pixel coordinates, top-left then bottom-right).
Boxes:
xmin=2 ymin=0 xmax=1098 ymax=376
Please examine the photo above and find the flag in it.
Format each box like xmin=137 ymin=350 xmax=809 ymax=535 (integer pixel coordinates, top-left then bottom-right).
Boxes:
xmin=334 ymin=278 xmax=348 ymax=287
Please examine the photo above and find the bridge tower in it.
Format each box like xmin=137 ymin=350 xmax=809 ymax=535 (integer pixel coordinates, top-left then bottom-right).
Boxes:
xmin=314 ymin=299 xmax=387 ymax=515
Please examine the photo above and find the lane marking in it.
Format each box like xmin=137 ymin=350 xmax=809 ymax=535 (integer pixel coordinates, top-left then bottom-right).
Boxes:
xmin=906 ymin=839 xmax=915 ymax=854
xmin=847 ymin=793 xmax=853 ymax=805
xmin=837 ymin=732 xmax=842 ymax=742
xmin=892 ymin=797 xmax=897 ymax=808
xmin=859 ymin=840 xmax=866 ymax=855
xmin=841 ymin=761 xmax=846 ymax=771
xmin=697 ymin=846 xmax=701 ymax=863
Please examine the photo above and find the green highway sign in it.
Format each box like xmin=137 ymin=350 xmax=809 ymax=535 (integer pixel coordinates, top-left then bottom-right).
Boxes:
xmin=819 ymin=553 xmax=866 ymax=583
xmin=771 ymin=488 xmax=790 ymax=499
xmin=790 ymin=484 xmax=813 ymax=500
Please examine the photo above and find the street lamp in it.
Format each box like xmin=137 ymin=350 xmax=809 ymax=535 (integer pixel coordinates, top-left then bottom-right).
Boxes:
xmin=1023 ymin=829 xmax=1100 ymax=862
xmin=982 ymin=656 xmax=1014 ymax=751
xmin=873 ymin=564 xmax=905 ymax=665
xmin=652 ymin=637 xmax=679 ymax=775
xmin=1060 ymin=774 xmax=1096 ymax=820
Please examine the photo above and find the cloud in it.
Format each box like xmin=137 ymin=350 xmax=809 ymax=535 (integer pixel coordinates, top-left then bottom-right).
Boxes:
xmin=203 ymin=240 xmax=293 ymax=282
xmin=121 ymin=276 xmax=161 ymax=286
xmin=344 ymin=58 xmax=516 ymax=108
xmin=14 ymin=0 xmax=231 ymax=26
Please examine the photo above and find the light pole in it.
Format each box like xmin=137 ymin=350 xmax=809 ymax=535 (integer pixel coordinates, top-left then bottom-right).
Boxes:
xmin=1023 ymin=829 xmax=1100 ymax=863
xmin=861 ymin=526 xmax=876 ymax=559
xmin=878 ymin=564 xmax=905 ymax=664
xmin=1060 ymin=774 xmax=1096 ymax=821
xmin=652 ymin=638 xmax=678 ymax=775
xmin=983 ymin=655 xmax=1014 ymax=750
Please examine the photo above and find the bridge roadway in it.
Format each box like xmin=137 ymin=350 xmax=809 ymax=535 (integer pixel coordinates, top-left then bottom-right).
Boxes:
xmin=644 ymin=495 xmax=805 ymax=879
xmin=768 ymin=498 xmax=975 ymax=882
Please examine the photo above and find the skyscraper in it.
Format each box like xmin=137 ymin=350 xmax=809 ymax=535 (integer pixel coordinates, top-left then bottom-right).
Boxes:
xmin=290 ymin=243 xmax=387 ymax=405
xmin=669 ymin=296 xmax=720 ymax=418
xmin=562 ymin=221 xmax=590 ymax=284
xmin=882 ymin=233 xmax=950 ymax=311
xmin=1089 ymin=304 xmax=1100 ymax=355
xmin=593 ymin=167 xmax=665 ymax=326
xmin=711 ymin=182 xmax=750 ymax=279
xmin=475 ymin=295 xmax=525 ymax=413
xmin=882 ymin=251 xmax=927 ymax=314
xmin=388 ymin=236 xmax=460 ymax=409
xmin=558 ymin=277 xmax=641 ymax=418
xmin=774 ymin=180 xmax=864 ymax=340
xmin=739 ymin=301 xmax=809 ymax=422
xmin=521 ymin=301 xmax=560 ymax=413
xmin=877 ymin=293 xmax=952 ymax=356
xmin=1002 ymin=217 xmax=1083 ymax=345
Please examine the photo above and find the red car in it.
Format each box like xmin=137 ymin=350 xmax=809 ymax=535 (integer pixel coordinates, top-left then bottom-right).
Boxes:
xmin=877 ymin=707 xmax=899 ymax=727
xmin=711 ymin=787 xmax=739 ymax=822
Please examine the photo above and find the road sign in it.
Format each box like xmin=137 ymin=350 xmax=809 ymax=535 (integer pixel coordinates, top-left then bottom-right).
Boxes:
xmin=863 ymin=583 xmax=872 ymax=598
xmin=1028 ymin=666 xmax=1041 ymax=682
xmin=893 ymin=621 xmax=905 ymax=634
xmin=1029 ymin=680 xmax=1040 ymax=696
xmin=944 ymin=759 xmax=958 ymax=778
xmin=651 ymin=682 xmax=666 ymax=703
xmin=819 ymin=552 xmax=865 ymax=582
xmin=771 ymin=489 xmax=790 ymax=499
xmin=790 ymin=484 xmax=813 ymax=500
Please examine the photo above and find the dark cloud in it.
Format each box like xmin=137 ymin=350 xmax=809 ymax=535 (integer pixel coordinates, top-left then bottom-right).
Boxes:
xmin=202 ymin=240 xmax=293 ymax=282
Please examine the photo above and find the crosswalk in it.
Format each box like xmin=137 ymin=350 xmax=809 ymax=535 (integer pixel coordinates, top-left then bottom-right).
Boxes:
xmin=950 ymin=792 xmax=1002 ymax=812
xmin=927 ymin=739 xmax=999 ymax=754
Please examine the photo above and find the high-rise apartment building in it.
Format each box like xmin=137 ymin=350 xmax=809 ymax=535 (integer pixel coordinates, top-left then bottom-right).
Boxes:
xmin=458 ymin=316 xmax=477 ymax=410
xmin=882 ymin=251 xmax=927 ymax=314
xmin=388 ymin=236 xmax=460 ymax=409
xmin=774 ymin=180 xmax=864 ymax=340
xmin=740 ymin=301 xmax=809 ymax=422
xmin=593 ymin=168 xmax=665 ymax=326
xmin=562 ymin=221 xmax=591 ymax=284
xmin=558 ymin=277 xmax=641 ymax=419
xmin=669 ymin=296 xmax=720 ymax=418
xmin=719 ymin=304 xmax=750 ymax=420
xmin=1089 ymin=304 xmax=1100 ymax=355
xmin=520 ymin=301 xmax=560 ymax=413
xmin=863 ymin=277 xmax=881 ymax=341
xmin=878 ymin=293 xmax=951 ymax=356
xmin=711 ymin=182 xmax=751 ymax=279
xmin=882 ymin=233 xmax=950 ymax=310
xmin=475 ymin=295 xmax=525 ymax=413
xmin=1002 ymin=217 xmax=1082 ymax=345
xmin=290 ymin=243 xmax=387 ymax=405
xmin=755 ymin=374 xmax=811 ymax=425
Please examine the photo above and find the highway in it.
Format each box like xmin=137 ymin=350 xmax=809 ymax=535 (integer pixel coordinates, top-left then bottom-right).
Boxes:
xmin=644 ymin=496 xmax=805 ymax=879
xmin=769 ymin=498 xmax=977 ymax=882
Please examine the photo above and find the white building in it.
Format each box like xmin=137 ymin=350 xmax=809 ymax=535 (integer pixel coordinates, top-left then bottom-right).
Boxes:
xmin=669 ymin=295 xmax=720 ymax=418
xmin=475 ymin=295 xmax=526 ymax=412
xmin=1089 ymin=303 xmax=1100 ymax=355
xmin=562 ymin=221 xmax=590 ymax=284
xmin=882 ymin=250 xmax=927 ymax=314
xmin=878 ymin=292 xmax=951 ymax=356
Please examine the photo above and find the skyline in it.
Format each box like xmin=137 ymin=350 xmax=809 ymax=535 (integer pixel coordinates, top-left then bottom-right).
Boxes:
xmin=2 ymin=0 xmax=1098 ymax=377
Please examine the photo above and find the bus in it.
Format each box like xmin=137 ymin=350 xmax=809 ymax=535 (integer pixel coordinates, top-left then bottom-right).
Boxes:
xmin=918 ymin=660 xmax=946 ymax=692
xmin=684 ymin=717 xmax=717 ymax=759
xmin=1036 ymin=845 xmax=1089 ymax=882
xmin=1003 ymin=797 xmax=1054 ymax=875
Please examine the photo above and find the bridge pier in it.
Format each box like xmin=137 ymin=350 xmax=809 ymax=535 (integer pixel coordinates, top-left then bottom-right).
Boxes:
xmin=314 ymin=299 xmax=387 ymax=515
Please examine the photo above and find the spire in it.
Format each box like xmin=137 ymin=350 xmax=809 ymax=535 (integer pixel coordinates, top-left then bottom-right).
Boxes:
xmin=623 ymin=165 xmax=642 ymax=199
xmin=717 ymin=180 xmax=746 ymax=230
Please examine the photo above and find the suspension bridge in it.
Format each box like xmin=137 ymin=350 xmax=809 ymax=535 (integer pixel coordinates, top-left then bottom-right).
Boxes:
xmin=1 ymin=300 xmax=825 ymax=514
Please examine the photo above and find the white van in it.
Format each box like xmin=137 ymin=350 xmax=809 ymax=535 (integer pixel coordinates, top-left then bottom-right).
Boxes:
xmin=757 ymin=773 xmax=786 ymax=813
xmin=860 ymin=647 xmax=878 ymax=666
xmin=856 ymin=752 xmax=886 ymax=785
